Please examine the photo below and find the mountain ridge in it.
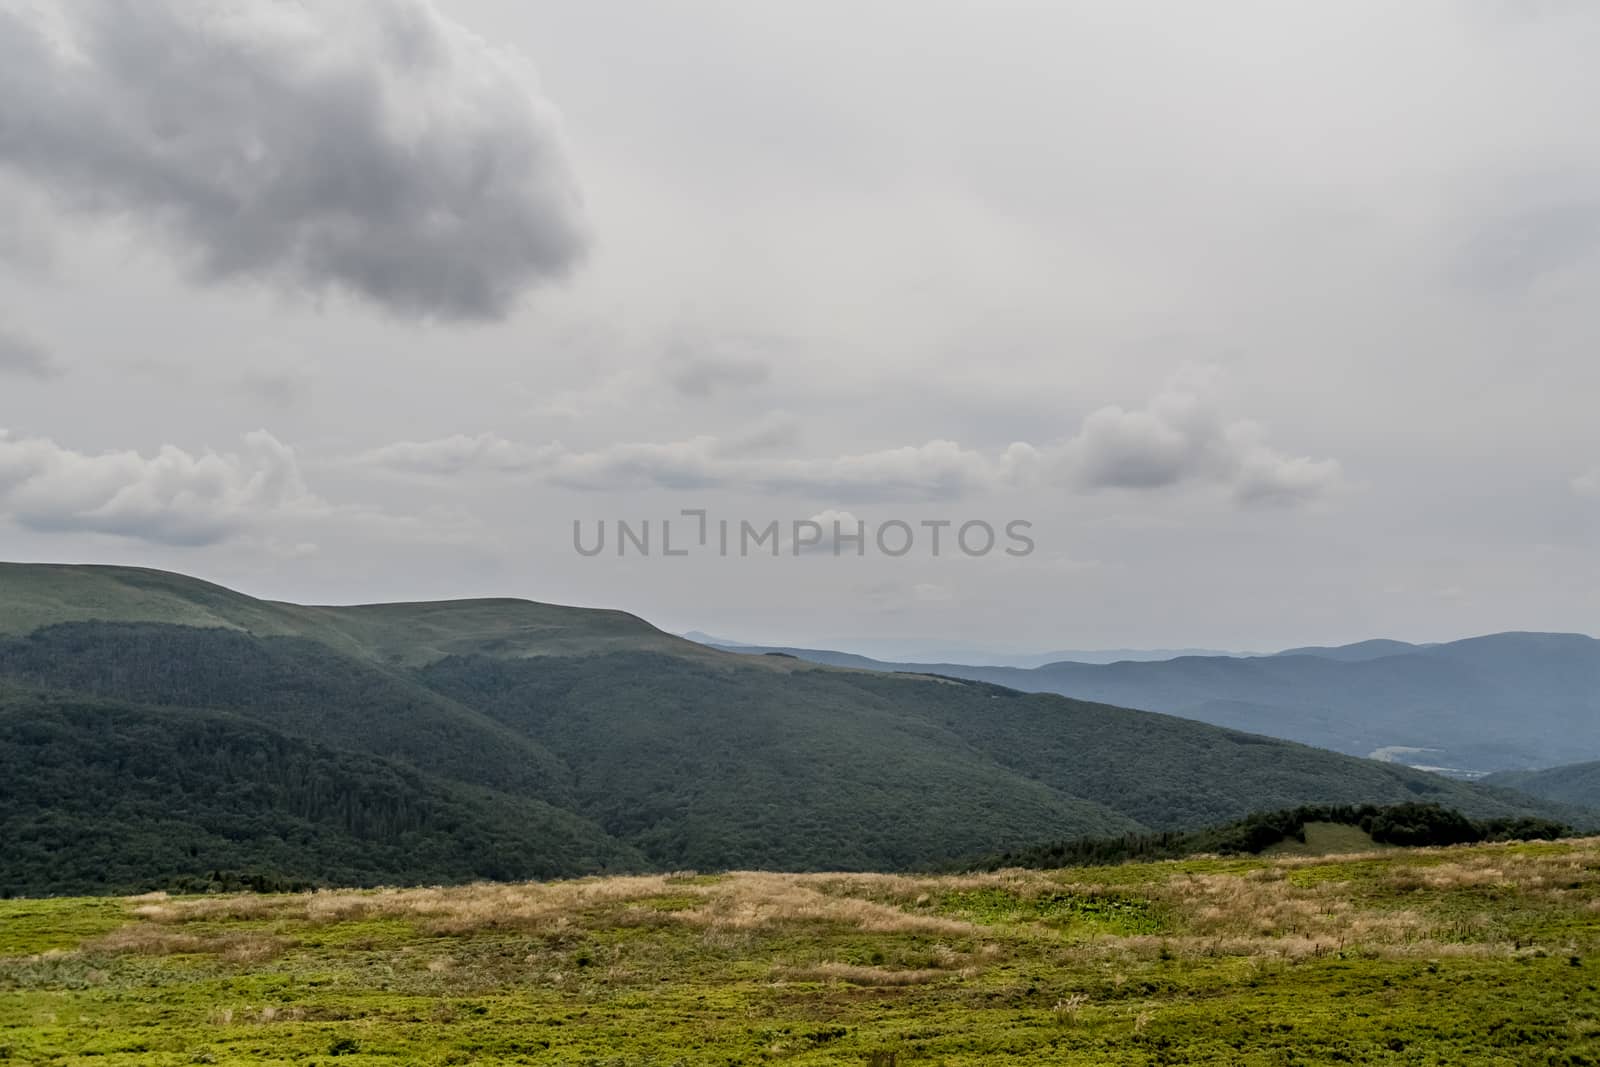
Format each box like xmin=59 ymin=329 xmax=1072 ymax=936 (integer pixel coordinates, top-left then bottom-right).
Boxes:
xmin=706 ymin=632 xmax=1600 ymax=775
xmin=0 ymin=561 xmax=1585 ymax=896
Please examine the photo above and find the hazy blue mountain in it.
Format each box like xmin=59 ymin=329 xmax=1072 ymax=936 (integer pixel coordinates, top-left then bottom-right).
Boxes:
xmin=1005 ymin=647 xmax=1250 ymax=666
xmin=1272 ymin=639 xmax=1431 ymax=661
xmin=718 ymin=633 xmax=1600 ymax=776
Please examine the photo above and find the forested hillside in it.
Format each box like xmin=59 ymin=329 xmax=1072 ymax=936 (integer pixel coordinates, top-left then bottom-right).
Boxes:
xmin=1485 ymin=761 xmax=1600 ymax=810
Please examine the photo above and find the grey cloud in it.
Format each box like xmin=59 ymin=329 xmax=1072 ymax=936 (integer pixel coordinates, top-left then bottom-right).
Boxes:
xmin=665 ymin=355 xmax=772 ymax=397
xmin=0 ymin=324 xmax=61 ymax=379
xmin=530 ymin=354 xmax=778 ymax=420
xmin=0 ymin=0 xmax=587 ymax=320
xmin=237 ymin=370 xmax=311 ymax=410
xmin=1455 ymin=198 xmax=1600 ymax=292
xmin=1065 ymin=406 xmax=1197 ymax=490
xmin=660 ymin=328 xmax=784 ymax=397
xmin=1475 ymin=0 xmax=1594 ymax=24
xmin=714 ymin=413 xmax=802 ymax=455
xmin=0 ymin=428 xmax=320 ymax=545
xmin=1056 ymin=374 xmax=1346 ymax=506
xmin=360 ymin=433 xmax=559 ymax=477
xmin=1231 ymin=447 xmax=1347 ymax=508
xmin=0 ymin=178 xmax=55 ymax=271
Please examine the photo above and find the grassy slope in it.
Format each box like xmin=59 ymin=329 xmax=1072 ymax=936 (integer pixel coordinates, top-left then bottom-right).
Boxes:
xmin=2 ymin=838 xmax=1598 ymax=1064
xmin=1260 ymin=821 xmax=1393 ymax=857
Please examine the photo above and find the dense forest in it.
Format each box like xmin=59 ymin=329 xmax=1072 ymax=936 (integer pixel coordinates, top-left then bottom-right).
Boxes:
xmin=972 ymin=802 xmax=1572 ymax=870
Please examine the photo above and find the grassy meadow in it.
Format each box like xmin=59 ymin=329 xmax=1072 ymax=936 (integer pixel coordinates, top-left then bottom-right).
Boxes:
xmin=4 ymin=836 xmax=1600 ymax=1065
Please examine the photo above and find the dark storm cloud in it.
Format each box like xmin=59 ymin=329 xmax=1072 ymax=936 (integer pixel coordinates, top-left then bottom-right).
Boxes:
xmin=0 ymin=0 xmax=587 ymax=321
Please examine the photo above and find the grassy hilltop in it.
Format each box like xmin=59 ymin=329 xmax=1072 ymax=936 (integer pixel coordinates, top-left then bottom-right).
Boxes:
xmin=0 ymin=563 xmax=709 ymax=665
xmin=3 ymin=836 xmax=1599 ymax=1064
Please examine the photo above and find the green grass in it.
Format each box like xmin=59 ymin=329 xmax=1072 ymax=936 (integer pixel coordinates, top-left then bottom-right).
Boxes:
xmin=4 ymin=838 xmax=1599 ymax=1064
xmin=1261 ymin=821 xmax=1394 ymax=857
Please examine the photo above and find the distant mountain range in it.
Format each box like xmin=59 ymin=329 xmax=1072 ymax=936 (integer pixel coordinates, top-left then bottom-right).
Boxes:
xmin=1 ymin=562 xmax=1578 ymax=896
xmin=695 ymin=633 xmax=1600 ymax=776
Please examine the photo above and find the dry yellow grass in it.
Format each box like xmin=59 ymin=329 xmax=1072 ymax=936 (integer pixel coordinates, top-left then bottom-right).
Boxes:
xmin=87 ymin=926 xmax=290 ymax=964
xmin=108 ymin=838 xmax=1600 ymax=966
xmin=8 ymin=838 xmax=1600 ymax=1064
xmin=774 ymin=963 xmax=955 ymax=986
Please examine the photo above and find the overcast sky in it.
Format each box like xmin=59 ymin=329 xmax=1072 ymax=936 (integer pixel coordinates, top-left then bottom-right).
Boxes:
xmin=1 ymin=0 xmax=1596 ymax=656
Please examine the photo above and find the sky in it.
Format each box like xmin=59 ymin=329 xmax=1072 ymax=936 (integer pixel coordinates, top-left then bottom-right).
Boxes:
xmin=0 ymin=0 xmax=1597 ymax=657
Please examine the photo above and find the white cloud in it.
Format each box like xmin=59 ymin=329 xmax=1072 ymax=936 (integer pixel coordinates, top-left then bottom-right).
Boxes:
xmin=1574 ymin=467 xmax=1600 ymax=497
xmin=0 ymin=0 xmax=587 ymax=320
xmin=1054 ymin=371 xmax=1346 ymax=506
xmin=0 ymin=429 xmax=321 ymax=545
xmin=359 ymin=374 xmax=1344 ymax=506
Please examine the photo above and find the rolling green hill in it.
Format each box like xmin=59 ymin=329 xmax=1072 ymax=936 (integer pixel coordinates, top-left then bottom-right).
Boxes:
xmin=0 ymin=562 xmax=713 ymax=665
xmin=0 ymin=562 xmax=1579 ymax=896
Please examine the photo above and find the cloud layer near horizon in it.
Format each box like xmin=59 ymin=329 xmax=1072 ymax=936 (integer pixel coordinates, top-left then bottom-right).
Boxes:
xmin=0 ymin=0 xmax=587 ymax=320
xmin=0 ymin=428 xmax=317 ymax=545
xmin=359 ymin=374 xmax=1346 ymax=507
